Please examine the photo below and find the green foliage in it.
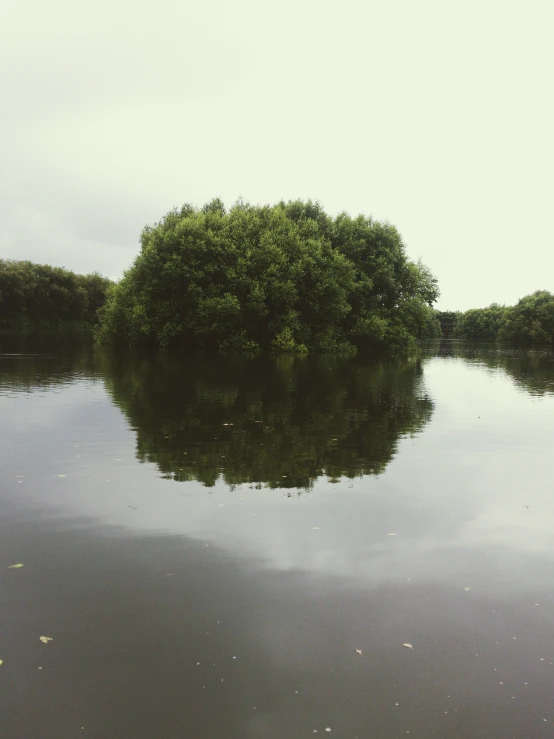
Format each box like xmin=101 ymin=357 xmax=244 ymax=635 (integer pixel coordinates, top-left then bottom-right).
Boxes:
xmin=98 ymin=350 xmax=434 ymax=489
xmin=95 ymin=199 xmax=439 ymax=353
xmin=454 ymin=304 xmax=508 ymax=340
xmin=453 ymin=292 xmax=554 ymax=345
xmin=436 ymin=310 xmax=459 ymax=336
xmin=0 ymin=259 xmax=112 ymax=330
xmin=498 ymin=291 xmax=554 ymax=345
xmin=421 ymin=308 xmax=443 ymax=338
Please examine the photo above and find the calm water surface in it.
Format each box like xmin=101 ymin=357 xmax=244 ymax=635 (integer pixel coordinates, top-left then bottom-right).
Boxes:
xmin=1 ymin=336 xmax=554 ymax=738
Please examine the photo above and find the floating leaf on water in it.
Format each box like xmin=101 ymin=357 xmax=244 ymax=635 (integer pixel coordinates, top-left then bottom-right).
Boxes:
xmin=0 ymin=660 xmax=3 ymax=666
xmin=355 ymin=649 xmax=363 ymax=656
xmin=312 ymin=527 xmax=321 ymax=530
xmin=8 ymin=563 xmax=24 ymax=568
xmin=388 ymin=533 xmax=397 ymax=536
xmin=39 ymin=636 xmax=53 ymax=644
xmin=402 ymin=643 xmax=413 ymax=649
xmin=464 ymin=587 xmax=471 ymax=591
xmin=58 ymin=474 xmax=66 ymax=478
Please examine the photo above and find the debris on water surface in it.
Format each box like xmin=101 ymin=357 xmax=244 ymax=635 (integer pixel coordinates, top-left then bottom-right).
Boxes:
xmin=325 ymin=729 xmax=332 ymax=733
xmin=464 ymin=587 xmax=471 ymax=591
xmin=312 ymin=527 xmax=321 ymax=530
xmin=58 ymin=474 xmax=66 ymax=478
xmin=40 ymin=636 xmax=53 ymax=644
xmin=8 ymin=563 xmax=24 ymax=568
xmin=0 ymin=660 xmax=3 ymax=666
xmin=403 ymin=643 xmax=413 ymax=649
xmin=355 ymin=649 xmax=363 ymax=656
xmin=388 ymin=533 xmax=397 ymax=536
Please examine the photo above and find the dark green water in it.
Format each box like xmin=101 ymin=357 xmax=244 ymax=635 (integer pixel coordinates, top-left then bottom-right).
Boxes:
xmin=1 ymin=336 xmax=554 ymax=738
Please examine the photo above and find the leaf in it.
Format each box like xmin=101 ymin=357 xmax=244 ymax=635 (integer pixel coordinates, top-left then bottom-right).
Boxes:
xmin=0 ymin=660 xmax=3 ymax=666
xmin=8 ymin=563 xmax=24 ymax=568
xmin=402 ymin=643 xmax=413 ymax=649
xmin=464 ymin=587 xmax=471 ymax=591
xmin=355 ymin=649 xmax=363 ymax=656
xmin=58 ymin=474 xmax=66 ymax=478
xmin=388 ymin=533 xmax=397 ymax=536
xmin=39 ymin=636 xmax=53 ymax=644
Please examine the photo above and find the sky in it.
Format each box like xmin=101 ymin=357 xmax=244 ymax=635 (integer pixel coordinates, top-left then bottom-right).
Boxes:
xmin=1 ymin=0 xmax=552 ymax=311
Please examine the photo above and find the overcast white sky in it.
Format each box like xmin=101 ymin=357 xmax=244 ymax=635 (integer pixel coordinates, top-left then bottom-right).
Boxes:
xmin=1 ymin=0 xmax=552 ymax=311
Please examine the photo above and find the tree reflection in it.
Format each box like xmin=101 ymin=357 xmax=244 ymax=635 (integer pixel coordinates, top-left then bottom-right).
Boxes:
xmin=424 ymin=340 xmax=554 ymax=396
xmin=0 ymin=334 xmax=98 ymax=392
xmin=99 ymin=350 xmax=434 ymax=489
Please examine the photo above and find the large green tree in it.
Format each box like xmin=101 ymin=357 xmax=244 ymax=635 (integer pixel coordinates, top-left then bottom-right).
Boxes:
xmin=95 ymin=199 xmax=439 ymax=353
xmin=498 ymin=291 xmax=554 ymax=345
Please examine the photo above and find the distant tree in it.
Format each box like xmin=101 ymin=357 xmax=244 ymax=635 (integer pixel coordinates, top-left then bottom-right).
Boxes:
xmin=0 ymin=259 xmax=112 ymax=328
xmin=454 ymin=304 xmax=508 ymax=340
xmin=95 ymin=199 xmax=439 ymax=353
xmin=421 ymin=308 xmax=443 ymax=338
xmin=498 ymin=291 xmax=554 ymax=345
xmin=436 ymin=310 xmax=460 ymax=337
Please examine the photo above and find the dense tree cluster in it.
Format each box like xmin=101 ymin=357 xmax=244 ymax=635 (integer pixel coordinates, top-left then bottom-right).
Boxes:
xmin=498 ymin=291 xmax=554 ymax=345
xmin=0 ymin=259 xmax=112 ymax=329
xmin=452 ymin=291 xmax=554 ymax=344
xmin=454 ymin=304 xmax=507 ymax=340
xmin=422 ymin=309 xmax=443 ymax=338
xmin=95 ymin=199 xmax=439 ymax=353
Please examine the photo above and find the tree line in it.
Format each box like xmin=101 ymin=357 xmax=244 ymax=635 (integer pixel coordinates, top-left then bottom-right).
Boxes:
xmin=94 ymin=198 xmax=440 ymax=353
xmin=0 ymin=259 xmax=112 ymax=331
xmin=4 ymin=198 xmax=551 ymax=350
xmin=437 ymin=290 xmax=554 ymax=344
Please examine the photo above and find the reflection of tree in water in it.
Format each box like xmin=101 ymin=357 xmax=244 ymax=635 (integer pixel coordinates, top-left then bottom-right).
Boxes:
xmin=99 ymin=351 xmax=434 ymax=489
xmin=0 ymin=334 xmax=98 ymax=392
xmin=423 ymin=339 xmax=554 ymax=396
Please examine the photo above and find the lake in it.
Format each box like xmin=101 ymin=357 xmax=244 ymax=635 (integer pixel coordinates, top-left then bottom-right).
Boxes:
xmin=1 ymin=336 xmax=554 ymax=738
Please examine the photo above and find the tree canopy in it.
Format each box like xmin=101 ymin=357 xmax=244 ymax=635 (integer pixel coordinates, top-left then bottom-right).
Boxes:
xmin=0 ymin=259 xmax=112 ymax=330
xmin=450 ymin=291 xmax=554 ymax=344
xmin=454 ymin=304 xmax=508 ymax=340
xmin=95 ymin=199 xmax=439 ymax=353
xmin=498 ymin=291 xmax=554 ymax=345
